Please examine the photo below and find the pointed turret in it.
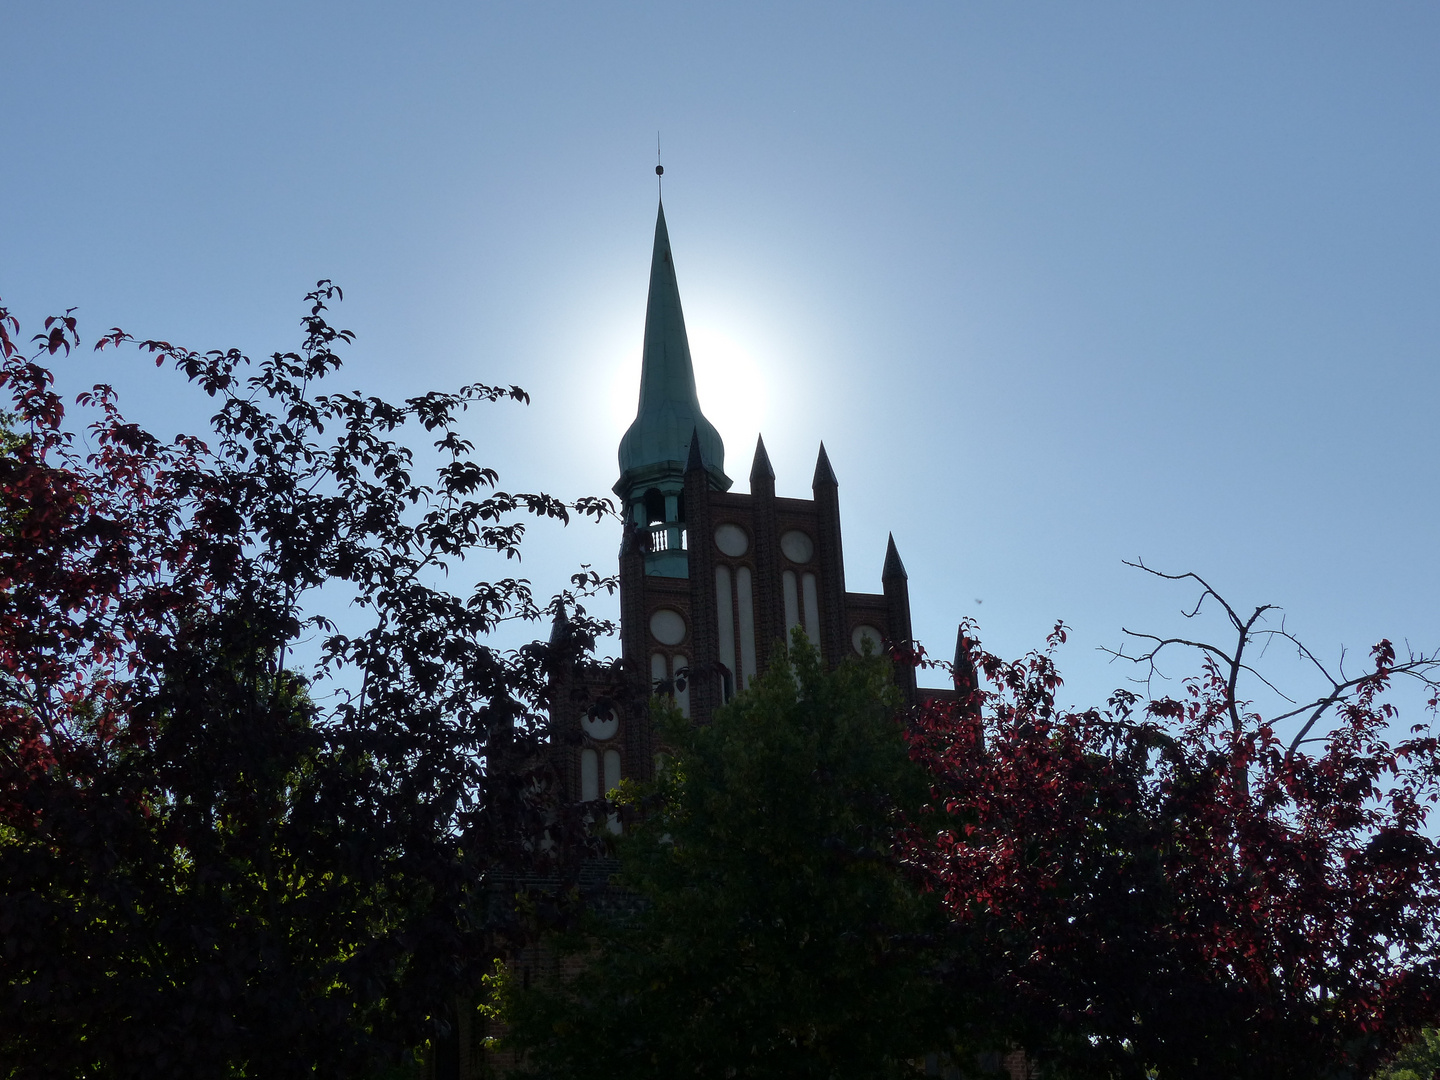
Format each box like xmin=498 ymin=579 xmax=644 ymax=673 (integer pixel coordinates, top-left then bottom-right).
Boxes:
xmin=685 ymin=427 xmax=706 ymax=474
xmin=953 ymin=624 xmax=979 ymax=712
xmin=750 ymin=434 xmax=775 ymax=484
xmin=810 ymin=439 xmax=846 ymax=659
xmin=882 ymin=533 xmax=908 ymax=582
xmin=882 ymin=533 xmax=916 ymax=703
xmin=548 ymin=605 xmax=571 ymax=646
xmin=615 ymin=201 xmax=730 ymax=499
xmin=747 ymin=431 xmax=780 ymax=673
xmin=812 ymin=442 xmax=838 ymax=490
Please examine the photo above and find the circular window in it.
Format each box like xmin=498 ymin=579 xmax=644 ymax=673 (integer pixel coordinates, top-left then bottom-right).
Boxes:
xmin=649 ymin=608 xmax=687 ymax=645
xmin=852 ymin=625 xmax=884 ymax=656
xmin=714 ymin=523 xmax=749 ymax=557
xmin=581 ymin=704 xmax=619 ymax=741
xmin=780 ymin=530 xmax=814 ymax=564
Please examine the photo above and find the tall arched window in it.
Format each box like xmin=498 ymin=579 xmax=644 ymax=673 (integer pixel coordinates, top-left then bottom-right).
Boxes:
xmin=716 ymin=565 xmax=736 ymax=702
xmin=802 ymin=572 xmax=822 ymax=655
xmin=580 ymin=748 xmax=599 ymax=802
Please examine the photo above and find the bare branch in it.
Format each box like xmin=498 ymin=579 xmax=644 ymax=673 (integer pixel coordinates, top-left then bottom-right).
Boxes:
xmin=1123 ymin=558 xmax=1261 ymax=637
xmin=1280 ymin=651 xmax=1440 ymax=761
xmin=1111 ymin=560 xmax=1440 ymax=765
xmin=1102 ymin=631 xmax=1293 ymax=706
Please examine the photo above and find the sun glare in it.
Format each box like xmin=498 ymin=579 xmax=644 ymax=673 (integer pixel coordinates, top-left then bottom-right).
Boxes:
xmin=688 ymin=324 xmax=767 ymax=444
xmin=600 ymin=320 xmax=772 ymax=468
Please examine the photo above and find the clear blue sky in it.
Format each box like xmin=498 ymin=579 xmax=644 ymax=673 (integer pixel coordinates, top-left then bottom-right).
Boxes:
xmin=3 ymin=2 xmax=1436 ymax=717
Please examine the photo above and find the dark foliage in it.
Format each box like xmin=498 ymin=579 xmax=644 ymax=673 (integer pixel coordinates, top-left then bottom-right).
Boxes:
xmin=491 ymin=637 xmax=949 ymax=1079
xmin=0 ymin=288 xmax=611 ymax=1078
xmin=907 ymin=587 xmax=1440 ymax=1080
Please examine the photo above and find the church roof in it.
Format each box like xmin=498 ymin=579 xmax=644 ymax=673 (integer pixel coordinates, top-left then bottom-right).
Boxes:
xmin=615 ymin=201 xmax=730 ymax=496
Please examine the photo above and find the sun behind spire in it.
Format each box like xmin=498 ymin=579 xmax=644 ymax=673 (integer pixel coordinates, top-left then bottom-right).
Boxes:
xmin=615 ymin=199 xmax=730 ymax=502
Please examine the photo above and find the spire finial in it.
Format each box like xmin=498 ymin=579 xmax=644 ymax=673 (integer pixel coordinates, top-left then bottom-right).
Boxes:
xmin=656 ymin=132 xmax=663 ymax=197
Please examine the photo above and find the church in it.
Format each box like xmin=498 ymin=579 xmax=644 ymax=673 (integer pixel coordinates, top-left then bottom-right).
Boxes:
xmin=466 ymin=193 xmax=969 ymax=1080
xmin=547 ymin=194 xmax=951 ymax=813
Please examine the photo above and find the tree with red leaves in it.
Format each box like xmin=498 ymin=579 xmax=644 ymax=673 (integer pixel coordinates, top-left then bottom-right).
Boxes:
xmin=0 ymin=288 xmax=611 ymax=1079
xmin=907 ymin=569 xmax=1440 ymax=1080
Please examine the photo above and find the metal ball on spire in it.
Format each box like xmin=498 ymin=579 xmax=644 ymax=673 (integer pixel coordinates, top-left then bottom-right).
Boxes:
xmin=656 ymin=165 xmax=664 ymax=176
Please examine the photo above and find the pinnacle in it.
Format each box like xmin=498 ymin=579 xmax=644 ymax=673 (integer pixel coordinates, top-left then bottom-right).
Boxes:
xmin=549 ymin=605 xmax=571 ymax=646
xmin=750 ymin=434 xmax=775 ymax=483
xmin=953 ymin=624 xmax=978 ymax=694
xmin=882 ymin=533 xmax=908 ymax=582
xmin=812 ymin=442 xmax=838 ymax=489
xmin=685 ymin=427 xmax=706 ymax=474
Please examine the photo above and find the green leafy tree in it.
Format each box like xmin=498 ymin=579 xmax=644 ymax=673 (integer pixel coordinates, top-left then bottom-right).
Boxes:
xmin=1374 ymin=1030 xmax=1440 ymax=1080
xmin=491 ymin=636 xmax=949 ymax=1079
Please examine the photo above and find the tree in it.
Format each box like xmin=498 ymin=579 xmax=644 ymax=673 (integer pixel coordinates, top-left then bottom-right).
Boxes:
xmin=1374 ymin=1029 xmax=1440 ymax=1080
xmin=906 ymin=570 xmax=1440 ymax=1080
xmin=490 ymin=636 xmax=949 ymax=1079
xmin=0 ymin=288 xmax=611 ymax=1078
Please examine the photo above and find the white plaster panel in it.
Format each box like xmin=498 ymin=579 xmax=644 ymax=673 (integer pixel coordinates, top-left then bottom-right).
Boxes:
xmin=649 ymin=607 xmax=687 ymax=645
xmin=714 ymin=523 xmax=749 ymax=557
xmin=780 ymin=530 xmax=814 ymax=564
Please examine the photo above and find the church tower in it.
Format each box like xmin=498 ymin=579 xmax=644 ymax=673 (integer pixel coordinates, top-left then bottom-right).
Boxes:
xmin=550 ymin=199 xmax=921 ymax=808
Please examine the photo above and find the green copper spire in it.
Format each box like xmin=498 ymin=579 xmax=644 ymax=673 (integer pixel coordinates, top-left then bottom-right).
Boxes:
xmin=615 ymin=201 xmax=730 ymax=498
